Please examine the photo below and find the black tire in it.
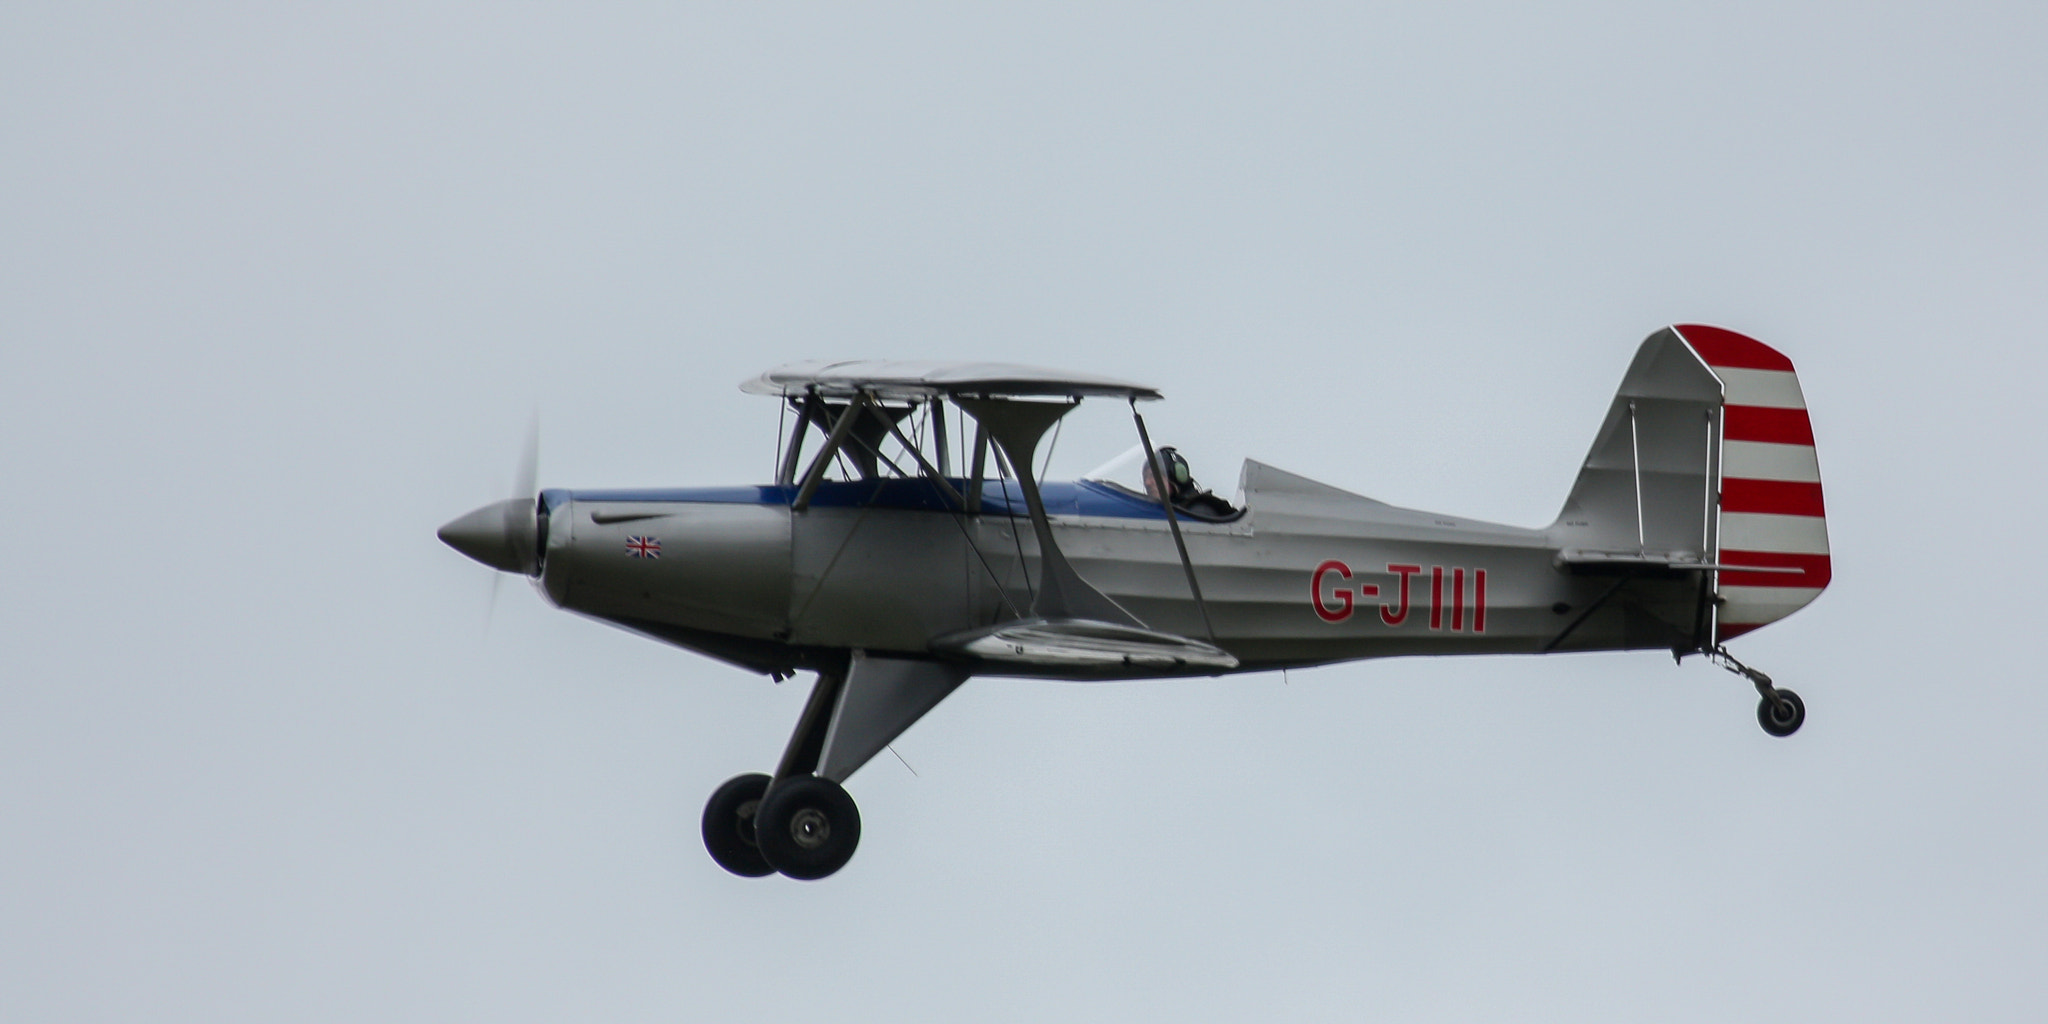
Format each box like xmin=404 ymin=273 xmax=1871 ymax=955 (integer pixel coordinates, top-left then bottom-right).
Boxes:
xmin=755 ymin=775 xmax=861 ymax=880
xmin=1757 ymin=688 xmax=1806 ymax=738
xmin=702 ymin=773 xmax=775 ymax=877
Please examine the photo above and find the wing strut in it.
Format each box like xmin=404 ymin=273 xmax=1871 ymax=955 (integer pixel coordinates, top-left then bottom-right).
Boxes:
xmin=1130 ymin=402 xmax=1217 ymax=643
xmin=870 ymin=395 xmax=964 ymax=508
xmin=792 ymin=394 xmax=870 ymax=511
xmin=953 ymin=397 xmax=1143 ymax=627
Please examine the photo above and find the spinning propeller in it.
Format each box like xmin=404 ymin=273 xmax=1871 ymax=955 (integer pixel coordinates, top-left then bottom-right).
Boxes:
xmin=438 ymin=417 xmax=545 ymax=595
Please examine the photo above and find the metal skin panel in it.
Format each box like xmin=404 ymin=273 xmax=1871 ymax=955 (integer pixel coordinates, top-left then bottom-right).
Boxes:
xmin=1721 ymin=440 xmax=1822 ymax=483
xmin=1715 ymin=366 xmax=1807 ymax=409
xmin=1715 ymin=584 xmax=1826 ymax=619
xmin=784 ymin=507 xmax=978 ymax=652
xmin=541 ymin=499 xmax=795 ymax=646
xmin=1717 ymin=512 xmax=1831 ymax=556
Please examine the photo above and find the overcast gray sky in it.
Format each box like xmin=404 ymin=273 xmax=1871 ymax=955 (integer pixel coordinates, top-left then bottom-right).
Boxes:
xmin=5 ymin=3 xmax=2045 ymax=1021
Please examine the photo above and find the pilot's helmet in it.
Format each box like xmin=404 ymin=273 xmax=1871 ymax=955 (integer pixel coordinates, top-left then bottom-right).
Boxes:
xmin=1155 ymin=447 xmax=1194 ymax=498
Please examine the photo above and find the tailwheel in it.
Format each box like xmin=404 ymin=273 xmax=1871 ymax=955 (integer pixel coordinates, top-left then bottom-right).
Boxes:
xmin=702 ymin=773 xmax=775 ymax=878
xmin=755 ymin=775 xmax=861 ymax=880
xmin=1757 ymin=688 xmax=1806 ymax=738
xmin=1711 ymin=646 xmax=1806 ymax=738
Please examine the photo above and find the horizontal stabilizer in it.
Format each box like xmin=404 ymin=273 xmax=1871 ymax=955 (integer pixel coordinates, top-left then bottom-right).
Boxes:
xmin=933 ymin=618 xmax=1239 ymax=673
xmin=1555 ymin=549 xmax=1802 ymax=576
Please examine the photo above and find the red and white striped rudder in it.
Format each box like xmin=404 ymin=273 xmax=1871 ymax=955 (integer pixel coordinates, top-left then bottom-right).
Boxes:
xmin=1673 ymin=325 xmax=1831 ymax=642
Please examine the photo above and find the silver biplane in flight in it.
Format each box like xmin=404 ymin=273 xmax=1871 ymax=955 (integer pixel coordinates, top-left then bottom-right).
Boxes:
xmin=439 ymin=324 xmax=1829 ymax=880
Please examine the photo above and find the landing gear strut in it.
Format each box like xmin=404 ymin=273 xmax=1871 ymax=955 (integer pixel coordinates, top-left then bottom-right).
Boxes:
xmin=1710 ymin=646 xmax=1805 ymax=737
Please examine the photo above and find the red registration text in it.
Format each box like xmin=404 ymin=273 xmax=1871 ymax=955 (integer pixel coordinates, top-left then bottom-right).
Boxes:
xmin=1311 ymin=560 xmax=1486 ymax=632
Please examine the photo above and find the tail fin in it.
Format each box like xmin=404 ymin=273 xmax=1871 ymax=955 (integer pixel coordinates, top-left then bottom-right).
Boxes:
xmin=1553 ymin=325 xmax=1830 ymax=644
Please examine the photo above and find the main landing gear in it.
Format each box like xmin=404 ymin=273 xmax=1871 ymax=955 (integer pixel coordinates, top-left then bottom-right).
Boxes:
xmin=702 ymin=772 xmax=861 ymax=880
xmin=701 ymin=666 xmax=865 ymax=881
xmin=703 ymin=656 xmax=964 ymax=881
xmin=704 ymin=655 xmax=966 ymax=880
xmin=1709 ymin=646 xmax=1805 ymax=737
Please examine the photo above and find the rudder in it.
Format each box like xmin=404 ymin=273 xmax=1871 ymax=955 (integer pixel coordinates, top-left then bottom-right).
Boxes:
xmin=1676 ymin=324 xmax=1831 ymax=642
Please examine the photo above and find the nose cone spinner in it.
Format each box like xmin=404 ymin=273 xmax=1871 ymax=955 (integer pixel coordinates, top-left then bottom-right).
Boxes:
xmin=438 ymin=498 xmax=541 ymax=575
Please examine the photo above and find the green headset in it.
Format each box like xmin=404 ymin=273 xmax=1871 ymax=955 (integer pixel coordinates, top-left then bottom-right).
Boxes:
xmin=1155 ymin=446 xmax=1193 ymax=495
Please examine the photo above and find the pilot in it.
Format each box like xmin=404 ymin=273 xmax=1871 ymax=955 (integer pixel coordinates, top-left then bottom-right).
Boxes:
xmin=1144 ymin=446 xmax=1237 ymax=519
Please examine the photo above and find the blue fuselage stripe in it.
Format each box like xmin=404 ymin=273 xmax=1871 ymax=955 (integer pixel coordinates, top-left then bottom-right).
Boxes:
xmin=558 ymin=479 xmax=1169 ymax=520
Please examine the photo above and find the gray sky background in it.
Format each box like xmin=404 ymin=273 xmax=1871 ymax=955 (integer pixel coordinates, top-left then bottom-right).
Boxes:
xmin=5 ymin=3 xmax=2045 ymax=1021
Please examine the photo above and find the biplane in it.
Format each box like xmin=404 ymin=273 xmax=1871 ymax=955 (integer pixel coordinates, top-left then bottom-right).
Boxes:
xmin=439 ymin=324 xmax=1829 ymax=880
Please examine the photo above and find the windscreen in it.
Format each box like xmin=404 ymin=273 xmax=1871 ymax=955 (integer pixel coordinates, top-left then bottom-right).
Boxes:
xmin=1081 ymin=445 xmax=1154 ymax=497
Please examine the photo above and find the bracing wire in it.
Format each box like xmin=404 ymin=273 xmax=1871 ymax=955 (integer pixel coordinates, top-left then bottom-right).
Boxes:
xmin=916 ymin=401 xmax=1022 ymax=620
xmin=992 ymin=444 xmax=1035 ymax=605
xmin=775 ymin=398 xmax=789 ymax=479
xmin=1039 ymin=417 xmax=1063 ymax=481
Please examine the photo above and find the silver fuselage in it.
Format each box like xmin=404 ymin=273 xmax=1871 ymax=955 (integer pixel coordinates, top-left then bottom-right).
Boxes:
xmin=539 ymin=459 xmax=1699 ymax=679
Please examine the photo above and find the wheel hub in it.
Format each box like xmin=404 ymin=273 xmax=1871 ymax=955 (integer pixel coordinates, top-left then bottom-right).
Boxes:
xmin=789 ymin=807 xmax=831 ymax=849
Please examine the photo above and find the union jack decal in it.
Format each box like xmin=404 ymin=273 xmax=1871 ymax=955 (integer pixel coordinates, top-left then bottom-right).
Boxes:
xmin=625 ymin=535 xmax=661 ymax=559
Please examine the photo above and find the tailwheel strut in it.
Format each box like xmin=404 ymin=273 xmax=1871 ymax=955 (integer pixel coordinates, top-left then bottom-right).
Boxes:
xmin=1709 ymin=645 xmax=1805 ymax=738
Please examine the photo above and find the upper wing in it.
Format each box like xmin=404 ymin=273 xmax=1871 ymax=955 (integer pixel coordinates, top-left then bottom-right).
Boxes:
xmin=741 ymin=360 xmax=1162 ymax=402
